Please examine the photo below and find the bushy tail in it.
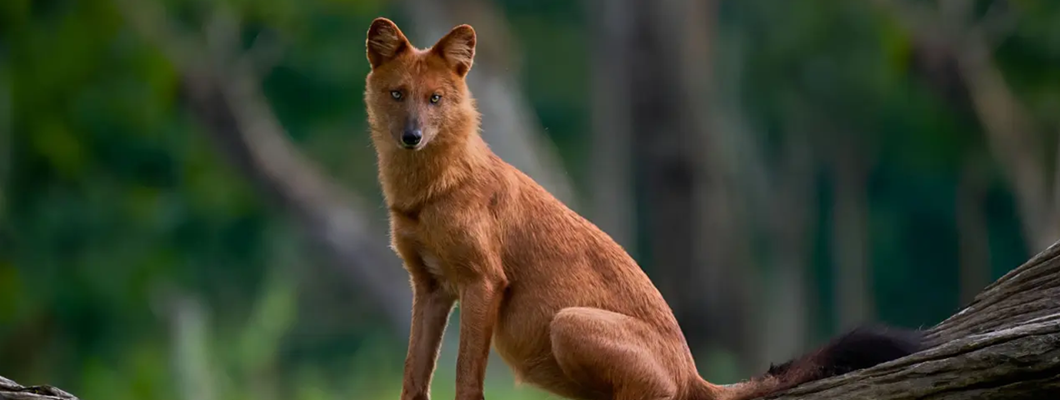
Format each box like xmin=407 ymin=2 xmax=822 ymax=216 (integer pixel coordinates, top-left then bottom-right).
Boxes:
xmin=713 ymin=326 xmax=924 ymax=400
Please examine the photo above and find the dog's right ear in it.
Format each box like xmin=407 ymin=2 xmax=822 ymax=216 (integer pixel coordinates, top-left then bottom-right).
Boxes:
xmin=366 ymin=17 xmax=411 ymax=69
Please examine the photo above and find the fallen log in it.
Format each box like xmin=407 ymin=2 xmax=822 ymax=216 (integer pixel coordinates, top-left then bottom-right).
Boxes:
xmin=763 ymin=241 xmax=1060 ymax=399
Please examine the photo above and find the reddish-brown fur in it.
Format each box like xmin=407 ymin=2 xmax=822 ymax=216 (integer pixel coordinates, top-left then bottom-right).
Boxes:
xmin=364 ymin=18 xmax=919 ymax=400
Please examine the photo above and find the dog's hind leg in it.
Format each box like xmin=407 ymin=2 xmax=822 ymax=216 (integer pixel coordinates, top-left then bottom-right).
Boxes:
xmin=549 ymin=307 xmax=685 ymax=400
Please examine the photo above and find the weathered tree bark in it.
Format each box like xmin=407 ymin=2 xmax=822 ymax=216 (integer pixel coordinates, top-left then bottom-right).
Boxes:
xmin=0 ymin=376 xmax=78 ymax=400
xmin=765 ymin=316 xmax=1060 ymax=399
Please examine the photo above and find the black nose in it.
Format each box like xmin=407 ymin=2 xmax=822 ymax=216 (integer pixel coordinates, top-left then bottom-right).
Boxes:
xmin=401 ymin=129 xmax=422 ymax=147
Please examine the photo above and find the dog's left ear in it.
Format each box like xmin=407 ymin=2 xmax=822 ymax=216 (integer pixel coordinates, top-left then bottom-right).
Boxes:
xmin=431 ymin=24 xmax=476 ymax=77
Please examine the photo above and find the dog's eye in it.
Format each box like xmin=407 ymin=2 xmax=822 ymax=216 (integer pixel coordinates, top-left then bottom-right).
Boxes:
xmin=390 ymin=91 xmax=403 ymax=100
xmin=430 ymin=94 xmax=442 ymax=104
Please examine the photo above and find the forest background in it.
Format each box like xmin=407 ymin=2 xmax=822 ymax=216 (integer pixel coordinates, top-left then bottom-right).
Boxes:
xmin=1 ymin=0 xmax=1058 ymax=399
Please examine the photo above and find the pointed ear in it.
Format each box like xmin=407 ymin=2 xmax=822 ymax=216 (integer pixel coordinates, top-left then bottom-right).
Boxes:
xmin=431 ymin=24 xmax=476 ymax=77
xmin=366 ymin=17 xmax=411 ymax=69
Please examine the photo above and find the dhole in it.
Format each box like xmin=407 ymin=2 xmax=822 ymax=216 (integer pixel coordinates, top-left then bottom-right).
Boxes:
xmin=363 ymin=17 xmax=921 ymax=400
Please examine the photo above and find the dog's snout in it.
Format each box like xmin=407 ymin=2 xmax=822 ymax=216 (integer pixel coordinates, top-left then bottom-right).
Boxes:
xmin=401 ymin=129 xmax=422 ymax=147
xmin=401 ymin=117 xmax=424 ymax=148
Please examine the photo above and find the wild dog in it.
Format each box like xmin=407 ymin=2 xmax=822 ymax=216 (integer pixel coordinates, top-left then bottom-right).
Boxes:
xmin=363 ymin=17 xmax=921 ymax=400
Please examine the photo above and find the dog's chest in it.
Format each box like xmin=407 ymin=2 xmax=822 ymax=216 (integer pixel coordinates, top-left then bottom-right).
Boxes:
xmin=418 ymin=247 xmax=445 ymax=278
xmin=415 ymin=244 xmax=459 ymax=294
xmin=394 ymin=222 xmax=457 ymax=291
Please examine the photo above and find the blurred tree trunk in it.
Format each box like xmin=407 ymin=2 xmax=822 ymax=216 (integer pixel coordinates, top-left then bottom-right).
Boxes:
xmin=586 ymin=0 xmax=636 ymax=251
xmin=166 ymin=295 xmax=218 ymax=400
xmin=760 ymin=134 xmax=816 ymax=370
xmin=673 ymin=1 xmax=752 ymax=364
xmin=958 ymin=42 xmax=1058 ymax=252
xmin=957 ymin=155 xmax=992 ymax=305
xmin=830 ymin=142 xmax=873 ymax=329
xmin=706 ymin=30 xmax=820 ymax=372
xmin=0 ymin=68 xmax=8 ymax=221
xmin=399 ymin=0 xmax=577 ymax=208
xmin=623 ymin=0 xmax=685 ymax=329
xmin=625 ymin=0 xmax=699 ymax=334
xmin=615 ymin=0 xmax=752 ymax=366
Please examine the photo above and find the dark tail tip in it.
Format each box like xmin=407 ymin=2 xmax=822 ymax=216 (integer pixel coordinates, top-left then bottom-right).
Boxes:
xmin=718 ymin=326 xmax=923 ymax=400
xmin=761 ymin=326 xmax=924 ymax=393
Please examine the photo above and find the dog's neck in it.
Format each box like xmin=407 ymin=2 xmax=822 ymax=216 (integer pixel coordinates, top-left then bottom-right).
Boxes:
xmin=373 ymin=123 xmax=492 ymax=212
